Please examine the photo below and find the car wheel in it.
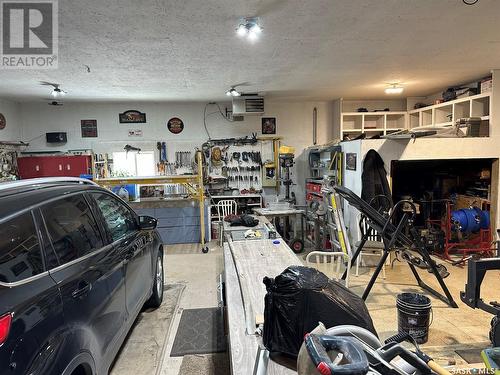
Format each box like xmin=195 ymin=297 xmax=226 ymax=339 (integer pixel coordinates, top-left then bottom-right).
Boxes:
xmin=146 ymin=250 xmax=164 ymax=308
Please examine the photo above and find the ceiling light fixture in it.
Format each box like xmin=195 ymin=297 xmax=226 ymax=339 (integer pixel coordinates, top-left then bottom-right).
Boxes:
xmin=225 ymin=87 xmax=241 ymax=97
xmin=385 ymin=84 xmax=404 ymax=95
xmin=40 ymin=82 xmax=67 ymax=97
xmin=236 ymin=17 xmax=263 ymax=41
xmin=51 ymin=87 xmax=66 ymax=97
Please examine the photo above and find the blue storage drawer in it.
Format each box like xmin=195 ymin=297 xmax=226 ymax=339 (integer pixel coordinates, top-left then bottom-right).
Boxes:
xmin=157 ymin=227 xmax=200 ymax=244
xmin=154 ymin=207 xmax=199 ymax=219
xmin=157 ymin=217 xmax=181 ymax=227
xmin=131 ymin=204 xmax=209 ymax=244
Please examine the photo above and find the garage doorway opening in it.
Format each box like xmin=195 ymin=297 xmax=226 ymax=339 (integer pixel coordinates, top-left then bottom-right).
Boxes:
xmin=391 ymin=158 xmax=497 ymax=260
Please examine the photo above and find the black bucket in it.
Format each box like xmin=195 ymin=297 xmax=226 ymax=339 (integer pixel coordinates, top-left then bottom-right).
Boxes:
xmin=396 ymin=293 xmax=432 ymax=344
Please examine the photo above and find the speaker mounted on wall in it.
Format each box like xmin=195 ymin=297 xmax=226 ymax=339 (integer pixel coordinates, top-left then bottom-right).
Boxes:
xmin=46 ymin=132 xmax=67 ymax=143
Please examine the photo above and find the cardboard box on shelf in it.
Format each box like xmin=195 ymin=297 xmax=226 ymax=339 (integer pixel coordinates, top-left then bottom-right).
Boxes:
xmin=455 ymin=194 xmax=490 ymax=211
xmin=481 ymin=77 xmax=493 ymax=93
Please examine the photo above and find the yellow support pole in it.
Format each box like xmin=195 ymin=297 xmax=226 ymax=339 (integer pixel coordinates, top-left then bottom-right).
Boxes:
xmin=274 ymin=138 xmax=280 ymax=194
xmin=197 ymin=151 xmax=207 ymax=252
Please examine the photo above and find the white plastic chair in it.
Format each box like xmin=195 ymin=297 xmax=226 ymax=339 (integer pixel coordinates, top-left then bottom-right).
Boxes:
xmin=305 ymin=251 xmax=351 ymax=287
xmin=355 ymin=213 xmax=388 ymax=279
xmin=216 ymin=200 xmax=237 ymax=245
xmin=216 ymin=199 xmax=238 ymax=219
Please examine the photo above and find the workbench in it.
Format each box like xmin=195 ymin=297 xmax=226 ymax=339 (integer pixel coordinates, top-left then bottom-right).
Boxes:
xmin=224 ymin=238 xmax=301 ymax=375
xmin=94 ymin=151 xmax=208 ymax=252
xmin=252 ymin=207 xmax=305 ymax=248
xmin=222 ymin=215 xmax=280 ymax=242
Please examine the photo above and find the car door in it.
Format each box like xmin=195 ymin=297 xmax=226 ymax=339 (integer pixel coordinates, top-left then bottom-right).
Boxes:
xmin=90 ymin=192 xmax=153 ymax=317
xmin=39 ymin=193 xmax=126 ymax=370
xmin=0 ymin=210 xmax=64 ymax=375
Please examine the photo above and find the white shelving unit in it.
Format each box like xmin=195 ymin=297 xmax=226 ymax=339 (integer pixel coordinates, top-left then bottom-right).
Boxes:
xmin=340 ymin=111 xmax=408 ymax=139
xmin=408 ymin=93 xmax=491 ymax=133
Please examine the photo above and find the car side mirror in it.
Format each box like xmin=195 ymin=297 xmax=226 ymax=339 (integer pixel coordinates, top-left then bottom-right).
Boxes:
xmin=138 ymin=215 xmax=157 ymax=231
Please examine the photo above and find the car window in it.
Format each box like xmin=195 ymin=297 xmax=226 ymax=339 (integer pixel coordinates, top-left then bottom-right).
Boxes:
xmin=92 ymin=193 xmax=138 ymax=242
xmin=0 ymin=212 xmax=44 ymax=283
xmin=41 ymin=195 xmax=103 ymax=266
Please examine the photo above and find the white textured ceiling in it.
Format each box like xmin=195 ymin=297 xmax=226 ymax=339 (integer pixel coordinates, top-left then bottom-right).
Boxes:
xmin=1 ymin=0 xmax=500 ymax=102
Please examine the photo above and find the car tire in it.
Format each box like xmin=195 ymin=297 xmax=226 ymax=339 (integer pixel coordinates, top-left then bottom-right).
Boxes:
xmin=146 ymin=249 xmax=164 ymax=308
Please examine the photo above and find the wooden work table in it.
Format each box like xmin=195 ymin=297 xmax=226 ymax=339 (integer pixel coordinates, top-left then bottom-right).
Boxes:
xmin=224 ymin=238 xmax=301 ymax=375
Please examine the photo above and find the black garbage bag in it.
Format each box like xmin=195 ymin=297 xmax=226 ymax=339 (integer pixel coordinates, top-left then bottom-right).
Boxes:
xmin=262 ymin=265 xmax=377 ymax=358
xmin=229 ymin=214 xmax=259 ymax=227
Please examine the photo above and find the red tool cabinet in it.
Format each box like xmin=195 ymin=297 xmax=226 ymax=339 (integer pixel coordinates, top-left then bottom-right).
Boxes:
xmin=18 ymin=155 xmax=92 ymax=179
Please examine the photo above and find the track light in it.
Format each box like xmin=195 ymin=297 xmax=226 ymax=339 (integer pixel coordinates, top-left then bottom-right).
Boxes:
xmin=385 ymin=84 xmax=404 ymax=95
xmin=226 ymin=87 xmax=241 ymax=97
xmin=236 ymin=17 xmax=263 ymax=41
xmin=247 ymin=30 xmax=258 ymax=41
xmin=249 ymin=24 xmax=262 ymax=34
xmin=236 ymin=24 xmax=248 ymax=37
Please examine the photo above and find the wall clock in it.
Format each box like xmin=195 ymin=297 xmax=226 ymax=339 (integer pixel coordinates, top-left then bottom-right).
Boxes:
xmin=0 ymin=113 xmax=5 ymax=130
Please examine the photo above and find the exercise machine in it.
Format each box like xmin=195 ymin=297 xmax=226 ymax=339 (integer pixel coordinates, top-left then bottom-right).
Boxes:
xmin=334 ymin=186 xmax=458 ymax=308
xmin=461 ymin=257 xmax=500 ymax=346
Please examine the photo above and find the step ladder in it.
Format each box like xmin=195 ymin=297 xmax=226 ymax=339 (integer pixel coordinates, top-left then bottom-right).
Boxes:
xmin=324 ymin=190 xmax=352 ymax=257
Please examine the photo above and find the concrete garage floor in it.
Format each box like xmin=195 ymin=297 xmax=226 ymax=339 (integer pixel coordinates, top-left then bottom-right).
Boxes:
xmin=159 ymin=242 xmax=228 ymax=375
xmin=125 ymin=242 xmax=498 ymax=374
xmin=347 ymin=254 xmax=498 ymax=365
xmin=303 ymin=251 xmax=498 ymax=366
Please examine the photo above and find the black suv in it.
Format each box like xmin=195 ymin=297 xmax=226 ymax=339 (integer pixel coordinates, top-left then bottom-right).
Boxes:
xmin=0 ymin=178 xmax=164 ymax=375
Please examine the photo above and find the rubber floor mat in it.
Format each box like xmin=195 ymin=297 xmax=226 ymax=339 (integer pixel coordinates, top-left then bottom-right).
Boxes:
xmin=170 ymin=307 xmax=226 ymax=356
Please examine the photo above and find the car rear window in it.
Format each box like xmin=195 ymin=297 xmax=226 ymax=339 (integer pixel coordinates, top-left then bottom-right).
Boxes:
xmin=0 ymin=212 xmax=44 ymax=283
xmin=41 ymin=195 xmax=103 ymax=266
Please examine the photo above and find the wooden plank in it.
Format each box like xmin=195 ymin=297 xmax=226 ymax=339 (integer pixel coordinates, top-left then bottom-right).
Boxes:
xmin=224 ymin=244 xmax=258 ymax=375
xmin=224 ymin=243 xmax=296 ymax=375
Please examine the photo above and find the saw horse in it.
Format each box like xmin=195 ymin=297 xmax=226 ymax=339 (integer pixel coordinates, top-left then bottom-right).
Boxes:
xmin=335 ymin=186 xmax=458 ymax=308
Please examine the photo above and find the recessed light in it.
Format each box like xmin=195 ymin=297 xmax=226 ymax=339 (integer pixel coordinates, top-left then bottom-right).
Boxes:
xmin=385 ymin=84 xmax=404 ymax=95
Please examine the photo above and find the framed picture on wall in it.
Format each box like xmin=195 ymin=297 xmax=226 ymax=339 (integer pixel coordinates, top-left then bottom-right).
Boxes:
xmin=119 ymin=110 xmax=146 ymax=123
xmin=81 ymin=119 xmax=98 ymax=137
xmin=262 ymin=117 xmax=276 ymax=134
xmin=346 ymin=153 xmax=357 ymax=171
